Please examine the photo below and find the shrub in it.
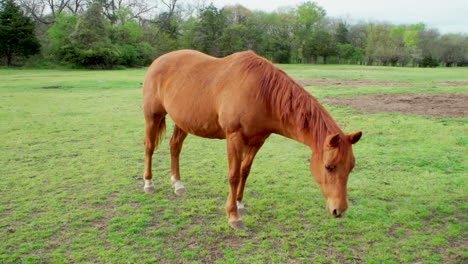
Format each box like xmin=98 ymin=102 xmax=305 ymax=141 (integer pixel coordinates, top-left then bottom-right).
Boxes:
xmin=420 ymin=56 xmax=439 ymax=68
xmin=117 ymin=44 xmax=139 ymax=67
xmin=136 ymin=42 xmax=156 ymax=65
xmin=59 ymin=44 xmax=120 ymax=69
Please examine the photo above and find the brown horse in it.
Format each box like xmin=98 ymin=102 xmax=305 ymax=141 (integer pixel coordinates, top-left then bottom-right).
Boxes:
xmin=142 ymin=50 xmax=362 ymax=230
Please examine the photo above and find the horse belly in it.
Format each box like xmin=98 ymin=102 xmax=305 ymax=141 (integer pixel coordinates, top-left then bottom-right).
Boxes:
xmin=166 ymin=106 xmax=225 ymax=139
xmin=180 ymin=120 xmax=225 ymax=139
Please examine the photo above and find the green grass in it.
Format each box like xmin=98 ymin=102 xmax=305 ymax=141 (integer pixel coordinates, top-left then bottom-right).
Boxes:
xmin=1 ymin=65 xmax=467 ymax=263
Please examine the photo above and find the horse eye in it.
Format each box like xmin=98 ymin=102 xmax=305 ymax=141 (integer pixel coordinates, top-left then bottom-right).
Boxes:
xmin=325 ymin=165 xmax=335 ymax=172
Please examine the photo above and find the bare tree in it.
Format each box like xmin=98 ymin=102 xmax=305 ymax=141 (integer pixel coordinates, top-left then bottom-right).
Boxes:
xmin=140 ymin=0 xmax=178 ymax=23
xmin=161 ymin=0 xmax=176 ymax=16
xmin=66 ymin=0 xmax=89 ymax=14
xmin=21 ymin=0 xmax=159 ymax=24
xmin=47 ymin=0 xmax=71 ymax=17
xmin=20 ymin=0 xmax=77 ymax=24
xmin=139 ymin=0 xmax=182 ymax=40
xmin=20 ymin=0 xmax=49 ymax=24
xmin=98 ymin=0 xmax=162 ymax=24
xmin=20 ymin=0 xmax=91 ymax=23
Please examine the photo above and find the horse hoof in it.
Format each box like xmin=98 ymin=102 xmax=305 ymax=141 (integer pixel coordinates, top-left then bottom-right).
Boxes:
xmin=174 ymin=187 xmax=187 ymax=196
xmin=144 ymin=186 xmax=156 ymax=194
xmin=229 ymin=220 xmax=248 ymax=230
xmin=238 ymin=208 xmax=247 ymax=217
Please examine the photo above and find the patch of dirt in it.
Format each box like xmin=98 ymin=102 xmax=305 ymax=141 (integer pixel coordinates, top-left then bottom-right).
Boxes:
xmin=297 ymin=78 xmax=407 ymax=87
xmin=322 ymin=93 xmax=468 ymax=118
xmin=436 ymin=81 xmax=468 ymax=86
xmin=38 ymin=86 xmax=61 ymax=89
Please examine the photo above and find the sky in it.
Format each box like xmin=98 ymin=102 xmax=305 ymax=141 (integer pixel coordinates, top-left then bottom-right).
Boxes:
xmin=209 ymin=0 xmax=468 ymax=34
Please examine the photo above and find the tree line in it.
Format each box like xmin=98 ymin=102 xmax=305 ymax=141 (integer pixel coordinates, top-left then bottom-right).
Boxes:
xmin=1 ymin=0 xmax=467 ymax=68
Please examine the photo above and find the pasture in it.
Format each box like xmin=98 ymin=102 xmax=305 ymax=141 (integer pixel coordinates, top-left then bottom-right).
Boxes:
xmin=0 ymin=65 xmax=466 ymax=263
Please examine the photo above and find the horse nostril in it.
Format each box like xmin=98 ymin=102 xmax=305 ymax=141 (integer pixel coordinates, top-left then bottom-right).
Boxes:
xmin=332 ymin=209 xmax=342 ymax=217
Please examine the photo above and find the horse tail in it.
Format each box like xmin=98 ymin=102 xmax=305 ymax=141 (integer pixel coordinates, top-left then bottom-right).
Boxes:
xmin=153 ymin=116 xmax=166 ymax=149
xmin=143 ymin=62 xmax=167 ymax=151
xmin=143 ymin=77 xmax=166 ymax=151
xmin=143 ymin=111 xmax=166 ymax=152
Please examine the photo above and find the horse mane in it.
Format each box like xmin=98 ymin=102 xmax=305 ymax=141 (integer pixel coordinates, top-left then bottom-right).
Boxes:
xmin=237 ymin=51 xmax=346 ymax=154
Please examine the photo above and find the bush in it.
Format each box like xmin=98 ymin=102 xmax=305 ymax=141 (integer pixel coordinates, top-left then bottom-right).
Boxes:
xmin=59 ymin=44 xmax=120 ymax=69
xmin=117 ymin=44 xmax=139 ymax=67
xmin=136 ymin=42 xmax=156 ymax=65
xmin=420 ymin=56 xmax=439 ymax=68
xmin=269 ymin=38 xmax=291 ymax=63
xmin=57 ymin=2 xmax=121 ymax=69
xmin=80 ymin=47 xmax=120 ymax=68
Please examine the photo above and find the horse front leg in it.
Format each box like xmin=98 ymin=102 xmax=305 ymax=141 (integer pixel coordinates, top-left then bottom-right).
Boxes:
xmin=237 ymin=141 xmax=265 ymax=217
xmin=170 ymin=126 xmax=188 ymax=196
xmin=226 ymin=132 xmax=247 ymax=230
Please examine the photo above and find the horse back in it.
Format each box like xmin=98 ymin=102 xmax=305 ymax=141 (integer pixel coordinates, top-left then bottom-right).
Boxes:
xmin=143 ymin=50 xmax=274 ymax=139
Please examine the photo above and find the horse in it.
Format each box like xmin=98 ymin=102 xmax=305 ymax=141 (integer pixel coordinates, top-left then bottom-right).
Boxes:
xmin=142 ymin=50 xmax=362 ymax=230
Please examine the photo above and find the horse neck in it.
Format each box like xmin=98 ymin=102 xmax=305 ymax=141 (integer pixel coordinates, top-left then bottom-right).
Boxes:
xmin=274 ymin=96 xmax=344 ymax=153
xmin=242 ymin=52 xmax=344 ymax=151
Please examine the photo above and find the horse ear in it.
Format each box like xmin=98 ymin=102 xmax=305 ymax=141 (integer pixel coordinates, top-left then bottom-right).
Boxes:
xmin=349 ymin=131 xmax=362 ymax=144
xmin=326 ymin=134 xmax=341 ymax=148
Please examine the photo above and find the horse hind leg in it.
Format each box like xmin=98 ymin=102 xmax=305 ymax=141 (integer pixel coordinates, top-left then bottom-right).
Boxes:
xmin=170 ymin=125 xmax=188 ymax=196
xmin=143 ymin=113 xmax=166 ymax=194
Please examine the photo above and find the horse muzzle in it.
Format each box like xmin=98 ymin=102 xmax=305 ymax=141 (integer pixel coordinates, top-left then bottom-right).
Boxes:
xmin=326 ymin=199 xmax=348 ymax=218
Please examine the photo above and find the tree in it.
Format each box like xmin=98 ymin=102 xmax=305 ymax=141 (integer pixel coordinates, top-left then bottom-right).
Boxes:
xmin=350 ymin=47 xmax=365 ymax=65
xmin=70 ymin=2 xmax=110 ymax=48
xmin=268 ymin=37 xmax=291 ymax=63
xmin=348 ymin=23 xmax=368 ymax=49
xmin=0 ymin=0 xmax=41 ymax=66
xmin=47 ymin=13 xmax=78 ymax=61
xmin=294 ymin=1 xmax=326 ymax=63
xmin=417 ymin=28 xmax=440 ymax=66
xmin=191 ymin=4 xmax=226 ymax=57
xmin=110 ymin=8 xmax=144 ymax=45
xmin=403 ymin=23 xmax=424 ymax=66
xmin=97 ymin=0 xmax=159 ymax=24
xmin=420 ymin=56 xmax=439 ymax=67
xmin=20 ymin=0 xmax=90 ymax=25
xmin=337 ymin=43 xmax=354 ymax=63
xmin=389 ymin=26 xmax=410 ymax=66
xmin=224 ymin=4 xmax=251 ymax=25
xmin=20 ymin=0 xmax=71 ymax=24
xmin=219 ymin=6 xmax=263 ymax=56
xmin=311 ymin=29 xmax=337 ymax=64
xmin=302 ymin=36 xmax=318 ymax=63
xmin=219 ymin=23 xmax=262 ymax=56
xmin=438 ymin=34 xmax=468 ymax=67
xmin=63 ymin=2 xmax=119 ymax=68
xmin=254 ymin=11 xmax=294 ymax=63
xmin=365 ymin=24 xmax=405 ymax=66
xmin=295 ymin=1 xmax=326 ymax=34
xmin=109 ymin=8 xmax=148 ymax=66
xmin=157 ymin=11 xmax=179 ymax=38
xmin=335 ymin=22 xmax=349 ymax=44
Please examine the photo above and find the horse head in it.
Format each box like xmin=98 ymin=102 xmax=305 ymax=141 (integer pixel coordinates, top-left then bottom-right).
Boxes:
xmin=310 ymin=131 xmax=362 ymax=217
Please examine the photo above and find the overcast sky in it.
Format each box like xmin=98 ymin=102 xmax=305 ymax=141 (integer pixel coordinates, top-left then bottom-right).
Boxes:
xmin=209 ymin=0 xmax=468 ymax=34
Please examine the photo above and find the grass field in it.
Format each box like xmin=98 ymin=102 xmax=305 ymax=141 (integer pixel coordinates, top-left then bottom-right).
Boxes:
xmin=0 ymin=65 xmax=467 ymax=263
